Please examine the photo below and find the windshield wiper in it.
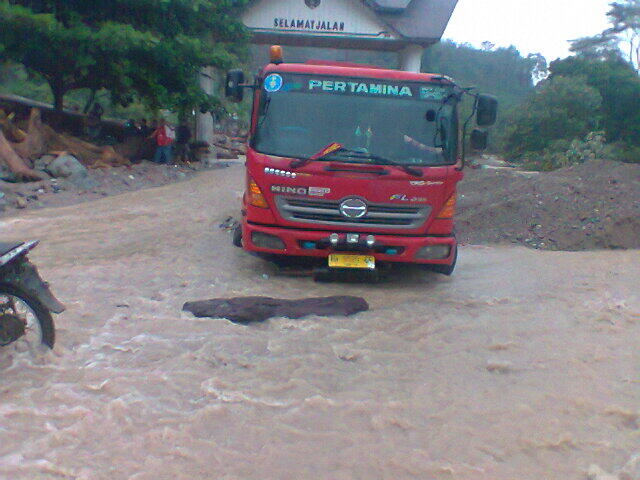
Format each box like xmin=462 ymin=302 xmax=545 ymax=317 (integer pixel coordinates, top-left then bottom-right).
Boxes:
xmin=290 ymin=142 xmax=343 ymax=169
xmin=291 ymin=144 xmax=423 ymax=177
xmin=330 ymin=151 xmax=424 ymax=177
xmin=257 ymin=96 xmax=272 ymax=127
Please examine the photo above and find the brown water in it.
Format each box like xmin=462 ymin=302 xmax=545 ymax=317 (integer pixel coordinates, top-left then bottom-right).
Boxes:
xmin=1 ymin=166 xmax=639 ymax=480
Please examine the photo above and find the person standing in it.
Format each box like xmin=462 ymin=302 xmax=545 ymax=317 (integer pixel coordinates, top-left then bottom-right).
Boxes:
xmin=139 ymin=119 xmax=151 ymax=136
xmin=174 ymin=122 xmax=192 ymax=163
xmin=149 ymin=118 xmax=175 ymax=164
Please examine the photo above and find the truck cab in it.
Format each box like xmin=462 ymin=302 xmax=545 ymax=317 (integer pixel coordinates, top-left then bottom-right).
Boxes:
xmin=226 ymin=49 xmax=497 ymax=276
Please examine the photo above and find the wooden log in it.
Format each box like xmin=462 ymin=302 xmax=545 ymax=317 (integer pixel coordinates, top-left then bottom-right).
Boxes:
xmin=11 ymin=108 xmax=49 ymax=161
xmin=0 ymin=129 xmax=48 ymax=181
xmin=0 ymin=109 xmax=27 ymax=143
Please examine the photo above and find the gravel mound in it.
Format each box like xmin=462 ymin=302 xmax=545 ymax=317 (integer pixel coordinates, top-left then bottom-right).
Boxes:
xmin=457 ymin=159 xmax=640 ymax=251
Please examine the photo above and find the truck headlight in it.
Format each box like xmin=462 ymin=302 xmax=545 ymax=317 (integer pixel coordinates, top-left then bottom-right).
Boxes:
xmin=416 ymin=245 xmax=451 ymax=260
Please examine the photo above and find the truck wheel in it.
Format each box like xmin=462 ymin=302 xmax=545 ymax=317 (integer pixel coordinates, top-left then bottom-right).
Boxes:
xmin=232 ymin=225 xmax=243 ymax=248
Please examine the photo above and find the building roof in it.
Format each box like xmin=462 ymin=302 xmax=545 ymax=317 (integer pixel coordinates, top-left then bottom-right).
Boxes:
xmin=375 ymin=0 xmax=458 ymax=41
xmin=365 ymin=0 xmax=412 ymax=12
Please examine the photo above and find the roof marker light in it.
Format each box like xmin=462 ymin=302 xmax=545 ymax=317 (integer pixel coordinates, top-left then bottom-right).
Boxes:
xmin=270 ymin=45 xmax=284 ymax=65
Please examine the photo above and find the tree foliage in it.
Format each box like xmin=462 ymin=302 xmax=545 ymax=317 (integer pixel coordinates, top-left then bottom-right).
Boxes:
xmin=0 ymin=0 xmax=248 ymax=111
xmin=422 ymin=40 xmax=544 ymax=112
xmin=499 ymin=2 xmax=640 ymax=168
xmin=501 ymin=76 xmax=603 ymax=160
xmin=550 ymin=54 xmax=640 ymax=145
xmin=571 ymin=0 xmax=640 ymax=72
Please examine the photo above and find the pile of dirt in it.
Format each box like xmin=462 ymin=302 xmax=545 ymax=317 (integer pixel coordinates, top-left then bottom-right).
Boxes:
xmin=457 ymin=159 xmax=640 ymax=251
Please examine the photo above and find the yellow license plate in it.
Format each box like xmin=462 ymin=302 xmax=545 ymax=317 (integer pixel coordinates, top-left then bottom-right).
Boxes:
xmin=328 ymin=254 xmax=376 ymax=270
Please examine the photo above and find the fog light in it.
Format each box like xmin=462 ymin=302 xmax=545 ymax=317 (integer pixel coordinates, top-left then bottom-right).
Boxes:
xmin=366 ymin=235 xmax=376 ymax=247
xmin=346 ymin=234 xmax=359 ymax=244
xmin=251 ymin=232 xmax=285 ymax=250
xmin=329 ymin=233 xmax=340 ymax=246
xmin=302 ymin=241 xmax=316 ymax=250
xmin=416 ymin=245 xmax=451 ymax=260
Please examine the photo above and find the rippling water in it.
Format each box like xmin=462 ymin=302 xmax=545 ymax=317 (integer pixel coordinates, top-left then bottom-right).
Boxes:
xmin=1 ymin=167 xmax=639 ymax=479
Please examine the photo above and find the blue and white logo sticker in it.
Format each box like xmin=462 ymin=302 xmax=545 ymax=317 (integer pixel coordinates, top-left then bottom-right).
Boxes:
xmin=264 ymin=74 xmax=283 ymax=93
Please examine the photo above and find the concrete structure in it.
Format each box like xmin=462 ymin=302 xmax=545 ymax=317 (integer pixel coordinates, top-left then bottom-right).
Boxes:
xmin=197 ymin=0 xmax=458 ymax=142
xmin=243 ymin=0 xmax=458 ymax=71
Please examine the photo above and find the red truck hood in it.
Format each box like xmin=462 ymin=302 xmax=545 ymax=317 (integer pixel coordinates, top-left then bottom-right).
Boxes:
xmin=245 ymin=149 xmax=462 ymax=235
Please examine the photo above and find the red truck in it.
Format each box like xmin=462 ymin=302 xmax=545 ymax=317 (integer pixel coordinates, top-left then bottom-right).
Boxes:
xmin=226 ymin=47 xmax=497 ymax=279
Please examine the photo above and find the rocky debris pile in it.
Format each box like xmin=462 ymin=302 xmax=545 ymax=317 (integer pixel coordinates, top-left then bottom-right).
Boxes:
xmin=457 ymin=158 xmax=640 ymax=251
xmin=183 ymin=296 xmax=369 ymax=324
xmin=0 ymin=108 xmax=129 ymax=184
xmin=0 ymin=161 xmax=204 ymax=214
xmin=211 ymin=133 xmax=247 ymax=159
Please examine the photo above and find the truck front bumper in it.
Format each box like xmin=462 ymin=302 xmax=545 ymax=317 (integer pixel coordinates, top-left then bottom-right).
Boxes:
xmin=243 ymin=222 xmax=457 ymax=266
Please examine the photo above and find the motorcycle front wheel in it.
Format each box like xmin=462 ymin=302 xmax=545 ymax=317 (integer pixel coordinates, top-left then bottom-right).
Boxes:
xmin=0 ymin=282 xmax=55 ymax=349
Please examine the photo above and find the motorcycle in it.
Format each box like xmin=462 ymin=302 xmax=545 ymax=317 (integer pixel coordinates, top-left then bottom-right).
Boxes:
xmin=0 ymin=241 xmax=64 ymax=349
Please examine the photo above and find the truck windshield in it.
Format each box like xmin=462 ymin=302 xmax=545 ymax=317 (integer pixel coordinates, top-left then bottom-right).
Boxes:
xmin=252 ymin=73 xmax=458 ymax=167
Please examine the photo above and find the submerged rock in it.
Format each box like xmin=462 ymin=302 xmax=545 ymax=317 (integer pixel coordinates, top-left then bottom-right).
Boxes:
xmin=183 ymin=296 xmax=369 ymax=324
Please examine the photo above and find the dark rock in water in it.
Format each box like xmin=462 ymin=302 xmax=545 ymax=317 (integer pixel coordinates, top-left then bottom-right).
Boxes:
xmin=183 ymin=296 xmax=369 ymax=324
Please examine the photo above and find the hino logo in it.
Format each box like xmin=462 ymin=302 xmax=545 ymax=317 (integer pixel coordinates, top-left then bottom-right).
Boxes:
xmin=271 ymin=185 xmax=308 ymax=196
xmin=339 ymin=198 xmax=367 ymax=219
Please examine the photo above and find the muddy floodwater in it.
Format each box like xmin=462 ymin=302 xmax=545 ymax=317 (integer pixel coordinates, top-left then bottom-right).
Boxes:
xmin=1 ymin=165 xmax=639 ymax=480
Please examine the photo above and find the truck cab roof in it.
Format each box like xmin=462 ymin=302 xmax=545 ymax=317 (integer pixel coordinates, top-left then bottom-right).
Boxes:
xmin=261 ymin=62 xmax=453 ymax=84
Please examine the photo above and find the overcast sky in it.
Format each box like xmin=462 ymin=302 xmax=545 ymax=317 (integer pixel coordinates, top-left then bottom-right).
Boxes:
xmin=444 ymin=0 xmax=612 ymax=61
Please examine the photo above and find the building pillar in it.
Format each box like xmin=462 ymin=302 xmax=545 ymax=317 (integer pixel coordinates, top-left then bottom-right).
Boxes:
xmin=196 ymin=66 xmax=216 ymax=144
xmin=400 ymin=45 xmax=424 ymax=73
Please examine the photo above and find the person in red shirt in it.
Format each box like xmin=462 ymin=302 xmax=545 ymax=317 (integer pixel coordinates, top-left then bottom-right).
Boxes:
xmin=148 ymin=118 xmax=176 ymax=164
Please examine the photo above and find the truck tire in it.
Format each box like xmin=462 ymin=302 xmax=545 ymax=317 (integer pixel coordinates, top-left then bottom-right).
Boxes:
xmin=425 ymin=246 xmax=457 ymax=276
xmin=232 ymin=225 xmax=243 ymax=248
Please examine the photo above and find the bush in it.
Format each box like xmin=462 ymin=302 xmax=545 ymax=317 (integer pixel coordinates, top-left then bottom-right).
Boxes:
xmin=500 ymin=76 xmax=603 ymax=160
xmin=550 ymin=55 xmax=640 ymax=146
xmin=606 ymin=142 xmax=640 ymax=164
xmin=519 ymin=132 xmax=640 ymax=171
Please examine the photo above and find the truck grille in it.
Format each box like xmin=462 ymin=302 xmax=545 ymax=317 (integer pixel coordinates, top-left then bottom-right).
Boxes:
xmin=275 ymin=196 xmax=431 ymax=229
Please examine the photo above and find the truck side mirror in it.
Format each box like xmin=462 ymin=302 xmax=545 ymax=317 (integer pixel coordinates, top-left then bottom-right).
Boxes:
xmin=470 ymin=128 xmax=488 ymax=151
xmin=225 ymin=70 xmax=245 ymax=103
xmin=477 ymin=94 xmax=498 ymax=127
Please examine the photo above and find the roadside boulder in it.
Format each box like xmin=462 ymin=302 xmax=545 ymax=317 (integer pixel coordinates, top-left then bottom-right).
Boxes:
xmin=183 ymin=296 xmax=369 ymax=324
xmin=47 ymin=154 xmax=87 ymax=178
xmin=46 ymin=154 xmax=97 ymax=190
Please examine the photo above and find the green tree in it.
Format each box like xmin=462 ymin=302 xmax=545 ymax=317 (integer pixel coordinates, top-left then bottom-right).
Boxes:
xmin=422 ymin=40 xmax=541 ymax=112
xmin=501 ymin=76 xmax=603 ymax=159
xmin=550 ymin=54 xmax=640 ymax=144
xmin=0 ymin=0 xmax=248 ymax=112
xmin=571 ymin=0 xmax=640 ymax=72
